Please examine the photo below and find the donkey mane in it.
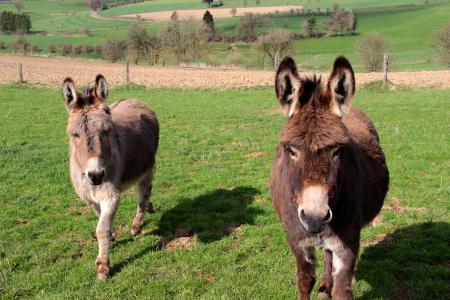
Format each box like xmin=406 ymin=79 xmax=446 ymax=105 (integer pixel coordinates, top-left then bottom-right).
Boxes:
xmin=281 ymin=76 xmax=350 ymax=152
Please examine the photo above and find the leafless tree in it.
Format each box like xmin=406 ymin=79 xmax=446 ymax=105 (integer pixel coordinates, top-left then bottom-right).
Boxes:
xmin=236 ymin=13 xmax=268 ymax=41
xmin=433 ymin=22 xmax=450 ymax=67
xmin=11 ymin=0 xmax=23 ymax=13
xmin=324 ymin=7 xmax=356 ymax=35
xmin=126 ymin=23 xmax=151 ymax=64
xmin=10 ymin=35 xmax=30 ymax=55
xmin=356 ymin=33 xmax=388 ymax=71
xmin=102 ymin=38 xmax=126 ymax=63
xmin=254 ymin=29 xmax=294 ymax=67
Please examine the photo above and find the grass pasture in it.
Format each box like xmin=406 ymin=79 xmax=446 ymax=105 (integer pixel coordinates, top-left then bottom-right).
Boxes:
xmin=0 ymin=83 xmax=449 ymax=299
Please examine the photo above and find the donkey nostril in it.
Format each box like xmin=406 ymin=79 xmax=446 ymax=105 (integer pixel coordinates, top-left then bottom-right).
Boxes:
xmin=87 ymin=170 xmax=104 ymax=185
xmin=300 ymin=209 xmax=306 ymax=220
xmin=323 ymin=209 xmax=333 ymax=223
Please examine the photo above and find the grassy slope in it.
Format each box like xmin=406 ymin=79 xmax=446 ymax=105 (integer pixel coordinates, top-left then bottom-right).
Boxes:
xmin=0 ymin=84 xmax=448 ymax=299
xmin=0 ymin=1 xmax=449 ymax=70
xmin=210 ymin=1 xmax=450 ymax=71
xmin=100 ymin=0 xmax=430 ymax=16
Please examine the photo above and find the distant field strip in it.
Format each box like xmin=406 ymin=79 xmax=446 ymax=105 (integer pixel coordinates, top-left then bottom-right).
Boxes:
xmin=2 ymin=55 xmax=450 ymax=89
xmin=117 ymin=6 xmax=304 ymax=21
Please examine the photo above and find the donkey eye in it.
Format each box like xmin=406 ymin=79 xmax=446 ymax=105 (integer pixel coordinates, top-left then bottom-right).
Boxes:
xmin=285 ymin=145 xmax=298 ymax=159
xmin=332 ymin=147 xmax=342 ymax=160
xmin=71 ymin=133 xmax=80 ymax=138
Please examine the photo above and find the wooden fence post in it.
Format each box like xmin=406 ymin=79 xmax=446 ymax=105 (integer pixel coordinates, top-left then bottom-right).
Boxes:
xmin=19 ymin=63 xmax=23 ymax=83
xmin=274 ymin=50 xmax=280 ymax=72
xmin=383 ymin=54 xmax=389 ymax=86
xmin=126 ymin=61 xmax=130 ymax=84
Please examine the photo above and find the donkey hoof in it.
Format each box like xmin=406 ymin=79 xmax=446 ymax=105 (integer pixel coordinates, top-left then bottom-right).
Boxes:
xmin=318 ymin=291 xmax=331 ymax=299
xmin=96 ymin=258 xmax=110 ymax=280
xmin=130 ymin=225 xmax=141 ymax=236
xmin=318 ymin=285 xmax=332 ymax=299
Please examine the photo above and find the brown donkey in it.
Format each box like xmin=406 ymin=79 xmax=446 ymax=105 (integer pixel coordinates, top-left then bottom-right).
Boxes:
xmin=62 ymin=75 xmax=159 ymax=279
xmin=270 ymin=57 xmax=389 ymax=299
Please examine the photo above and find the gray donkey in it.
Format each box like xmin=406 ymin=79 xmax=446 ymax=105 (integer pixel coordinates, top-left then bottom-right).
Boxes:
xmin=62 ymin=75 xmax=159 ymax=279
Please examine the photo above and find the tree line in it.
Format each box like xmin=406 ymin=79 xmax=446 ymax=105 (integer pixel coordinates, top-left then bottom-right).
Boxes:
xmin=0 ymin=11 xmax=31 ymax=34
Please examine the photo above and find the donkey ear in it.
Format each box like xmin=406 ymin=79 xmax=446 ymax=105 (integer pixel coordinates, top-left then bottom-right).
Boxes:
xmin=328 ymin=56 xmax=355 ymax=118
xmin=94 ymin=74 xmax=108 ymax=102
xmin=275 ymin=56 xmax=302 ymax=118
xmin=62 ymin=77 xmax=78 ymax=110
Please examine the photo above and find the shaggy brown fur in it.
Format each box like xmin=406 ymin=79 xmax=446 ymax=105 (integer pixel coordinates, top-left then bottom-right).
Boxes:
xmin=270 ymin=56 xmax=389 ymax=299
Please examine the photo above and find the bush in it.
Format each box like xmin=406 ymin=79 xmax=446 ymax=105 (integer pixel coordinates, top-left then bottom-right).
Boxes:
xmin=95 ymin=44 xmax=103 ymax=55
xmin=324 ymin=6 xmax=356 ymax=36
xmin=10 ymin=35 xmax=31 ymax=55
xmin=48 ymin=44 xmax=56 ymax=53
xmin=72 ymin=45 xmax=83 ymax=55
xmin=81 ymin=45 xmax=95 ymax=54
xmin=102 ymin=38 xmax=126 ymax=63
xmin=58 ymin=43 xmax=73 ymax=56
xmin=31 ymin=44 xmax=41 ymax=52
xmin=0 ymin=41 xmax=7 ymax=49
xmin=253 ymin=29 xmax=294 ymax=68
xmin=83 ymin=27 xmax=91 ymax=37
xmin=356 ymin=33 xmax=388 ymax=71
xmin=434 ymin=22 xmax=450 ymax=67
xmin=236 ymin=13 xmax=268 ymax=41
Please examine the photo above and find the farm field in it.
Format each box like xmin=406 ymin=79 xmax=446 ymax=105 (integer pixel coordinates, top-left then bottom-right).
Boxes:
xmin=3 ymin=54 xmax=450 ymax=89
xmin=100 ymin=0 xmax=434 ymax=16
xmin=0 ymin=83 xmax=449 ymax=299
xmin=1 ymin=0 xmax=450 ymax=71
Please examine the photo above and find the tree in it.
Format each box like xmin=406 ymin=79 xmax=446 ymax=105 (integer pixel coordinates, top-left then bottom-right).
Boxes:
xmin=10 ymin=35 xmax=30 ymax=55
xmin=86 ymin=0 xmax=102 ymax=12
xmin=303 ymin=16 xmax=318 ymax=38
xmin=170 ymin=11 xmax=179 ymax=22
xmin=254 ymin=29 xmax=294 ymax=67
xmin=11 ymin=0 xmax=23 ymax=13
xmin=202 ymin=0 xmax=213 ymax=7
xmin=356 ymin=33 xmax=388 ymax=71
xmin=324 ymin=6 xmax=356 ymax=35
xmin=230 ymin=8 xmax=237 ymax=17
xmin=433 ymin=22 xmax=450 ymax=67
xmin=0 ymin=11 xmax=31 ymax=34
xmin=236 ymin=13 xmax=267 ymax=41
xmin=102 ymin=38 xmax=126 ymax=63
xmin=126 ymin=23 xmax=151 ymax=64
xmin=202 ymin=10 xmax=215 ymax=40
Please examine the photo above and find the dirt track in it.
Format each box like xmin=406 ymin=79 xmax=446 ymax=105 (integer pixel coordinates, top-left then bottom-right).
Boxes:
xmin=1 ymin=55 xmax=450 ymax=89
xmin=119 ymin=6 xmax=304 ymax=21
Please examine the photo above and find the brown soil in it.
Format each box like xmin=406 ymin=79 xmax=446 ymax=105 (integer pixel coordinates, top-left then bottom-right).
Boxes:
xmin=119 ymin=6 xmax=304 ymax=22
xmin=2 ymin=55 xmax=450 ymax=89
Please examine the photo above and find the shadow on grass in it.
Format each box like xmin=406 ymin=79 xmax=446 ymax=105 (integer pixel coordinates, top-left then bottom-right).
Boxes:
xmin=357 ymin=222 xmax=450 ymax=300
xmin=110 ymin=186 xmax=263 ymax=276
xmin=155 ymin=186 xmax=263 ymax=244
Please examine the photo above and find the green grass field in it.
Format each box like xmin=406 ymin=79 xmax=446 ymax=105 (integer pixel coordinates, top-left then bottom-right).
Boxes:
xmin=0 ymin=83 xmax=449 ymax=299
xmin=0 ymin=0 xmax=449 ymax=70
xmin=99 ymin=0 xmax=432 ymax=16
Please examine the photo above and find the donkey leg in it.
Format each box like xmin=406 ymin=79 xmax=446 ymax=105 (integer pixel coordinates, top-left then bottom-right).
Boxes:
xmin=131 ymin=168 xmax=155 ymax=236
xmin=95 ymin=199 xmax=119 ymax=280
xmin=294 ymin=247 xmax=316 ymax=300
xmin=90 ymin=202 xmax=101 ymax=218
xmin=331 ymin=248 xmax=357 ymax=300
xmin=318 ymin=249 xmax=333 ymax=298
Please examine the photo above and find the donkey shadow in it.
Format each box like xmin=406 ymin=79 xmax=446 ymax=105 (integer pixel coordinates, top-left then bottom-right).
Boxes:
xmin=110 ymin=186 xmax=263 ymax=276
xmin=356 ymin=222 xmax=450 ymax=300
xmin=154 ymin=186 xmax=263 ymax=244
